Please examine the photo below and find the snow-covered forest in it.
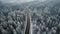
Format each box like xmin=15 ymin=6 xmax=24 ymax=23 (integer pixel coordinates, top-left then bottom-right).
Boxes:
xmin=0 ymin=0 xmax=60 ymax=34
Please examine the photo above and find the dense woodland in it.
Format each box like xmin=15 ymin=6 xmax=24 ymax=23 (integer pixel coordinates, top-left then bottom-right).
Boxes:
xmin=0 ymin=0 xmax=60 ymax=34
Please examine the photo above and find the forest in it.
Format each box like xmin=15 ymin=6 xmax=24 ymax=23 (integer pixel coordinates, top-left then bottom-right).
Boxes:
xmin=0 ymin=0 xmax=60 ymax=34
